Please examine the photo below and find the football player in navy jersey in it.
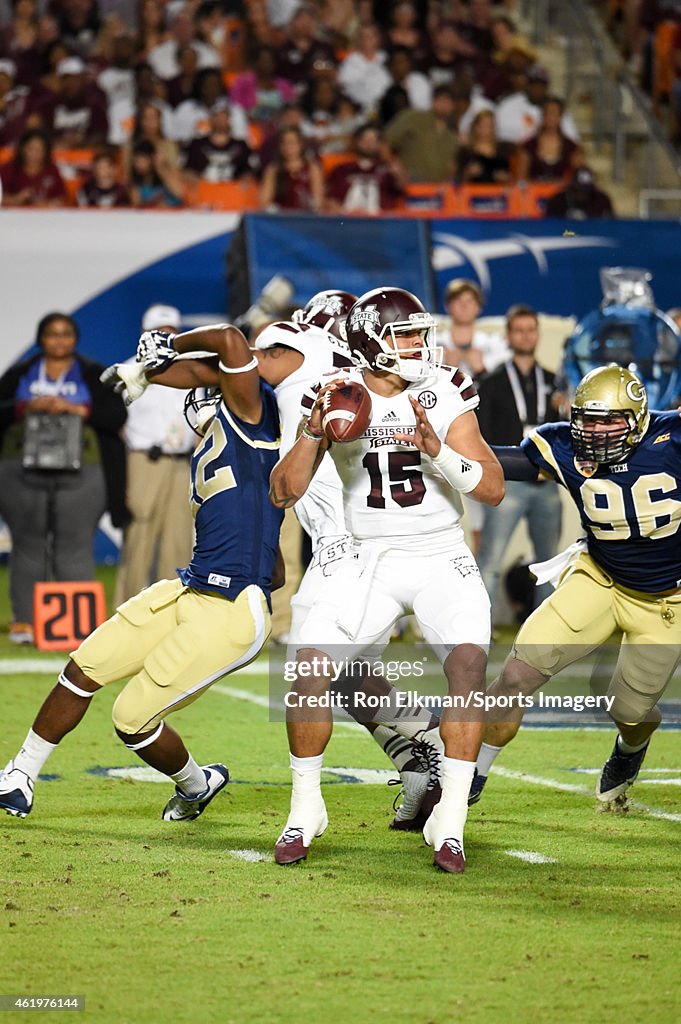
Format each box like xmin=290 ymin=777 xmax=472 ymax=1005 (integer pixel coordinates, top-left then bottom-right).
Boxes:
xmin=0 ymin=324 xmax=284 ymax=822
xmin=470 ymin=365 xmax=681 ymax=808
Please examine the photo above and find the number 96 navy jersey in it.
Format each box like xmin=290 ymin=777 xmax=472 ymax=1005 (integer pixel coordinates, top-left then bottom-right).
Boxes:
xmin=522 ymin=411 xmax=681 ymax=593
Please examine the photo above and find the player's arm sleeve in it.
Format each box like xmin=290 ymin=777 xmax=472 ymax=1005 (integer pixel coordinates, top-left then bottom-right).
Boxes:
xmin=519 ymin=426 xmax=566 ymax=485
xmin=490 ymin=445 xmax=540 ymax=481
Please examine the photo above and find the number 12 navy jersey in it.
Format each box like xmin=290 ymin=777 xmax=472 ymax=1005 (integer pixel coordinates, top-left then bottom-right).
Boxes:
xmin=522 ymin=410 xmax=681 ymax=593
xmin=179 ymin=381 xmax=283 ymax=609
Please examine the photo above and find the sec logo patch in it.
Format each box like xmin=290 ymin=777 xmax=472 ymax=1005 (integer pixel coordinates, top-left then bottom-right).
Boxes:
xmin=417 ymin=390 xmax=437 ymax=409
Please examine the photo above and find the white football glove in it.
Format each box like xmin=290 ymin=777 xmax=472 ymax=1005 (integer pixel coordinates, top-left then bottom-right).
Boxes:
xmin=100 ymin=362 xmax=150 ymax=405
xmin=136 ymin=329 xmax=177 ymax=372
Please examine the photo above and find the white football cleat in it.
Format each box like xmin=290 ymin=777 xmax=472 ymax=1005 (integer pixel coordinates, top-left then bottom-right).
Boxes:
xmin=0 ymin=761 xmax=34 ymax=818
xmin=161 ymin=764 xmax=229 ymax=821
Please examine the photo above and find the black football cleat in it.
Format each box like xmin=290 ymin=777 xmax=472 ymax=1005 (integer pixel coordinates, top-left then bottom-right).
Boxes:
xmin=467 ymin=768 xmax=487 ymax=806
xmin=597 ymin=738 xmax=650 ymax=805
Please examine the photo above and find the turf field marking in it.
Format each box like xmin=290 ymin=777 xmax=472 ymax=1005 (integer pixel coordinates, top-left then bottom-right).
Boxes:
xmin=493 ymin=766 xmax=681 ymax=823
xmin=324 ymin=767 xmax=397 ymax=784
xmin=228 ymin=849 xmax=272 ymax=863
xmin=504 ymin=850 xmax=557 ymax=864
xmin=569 ymin=768 xmax=681 ymax=785
xmin=87 ymin=766 xmax=395 ymax=785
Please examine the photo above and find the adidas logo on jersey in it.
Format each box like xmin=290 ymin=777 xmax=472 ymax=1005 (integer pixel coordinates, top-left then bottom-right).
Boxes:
xmin=381 ymin=411 xmax=399 ymax=422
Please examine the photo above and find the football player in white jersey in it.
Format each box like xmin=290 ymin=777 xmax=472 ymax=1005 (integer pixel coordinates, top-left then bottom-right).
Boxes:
xmin=256 ymin=295 xmax=443 ymax=825
xmin=270 ymin=286 xmax=504 ymax=873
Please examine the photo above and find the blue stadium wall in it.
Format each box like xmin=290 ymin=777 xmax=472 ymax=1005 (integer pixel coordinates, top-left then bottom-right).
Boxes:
xmin=1 ymin=209 xmax=680 ymax=561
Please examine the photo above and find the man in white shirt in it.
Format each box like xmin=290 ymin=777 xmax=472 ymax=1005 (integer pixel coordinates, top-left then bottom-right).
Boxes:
xmin=337 ymin=24 xmax=391 ymax=116
xmin=495 ymin=66 xmax=579 ymax=145
xmin=147 ymin=8 xmax=220 ymax=81
xmin=114 ymin=304 xmax=195 ymax=604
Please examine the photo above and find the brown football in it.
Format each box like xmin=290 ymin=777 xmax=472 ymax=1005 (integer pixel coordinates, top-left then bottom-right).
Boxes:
xmin=321 ymin=382 xmax=372 ymax=443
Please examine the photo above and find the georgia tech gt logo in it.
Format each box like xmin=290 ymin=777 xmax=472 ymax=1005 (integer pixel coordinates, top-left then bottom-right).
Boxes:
xmin=625 ymin=379 xmax=646 ymax=401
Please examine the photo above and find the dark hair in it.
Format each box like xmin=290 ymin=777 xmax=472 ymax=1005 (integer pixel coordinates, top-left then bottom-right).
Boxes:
xmin=195 ymin=1 xmax=220 ymax=21
xmin=353 ymin=122 xmax=379 ymax=144
xmin=132 ymin=139 xmax=155 ymax=157
xmin=387 ymin=45 xmax=412 ymax=63
xmin=506 ymin=303 xmax=538 ymax=328
xmin=433 ymin=84 xmax=455 ymax=100
xmin=42 ymin=38 xmax=70 ymax=74
xmin=193 ymin=66 xmax=223 ymax=102
xmin=93 ymin=145 xmax=117 ymax=164
xmin=36 ymin=312 xmax=79 ymax=348
xmin=16 ymin=128 xmax=52 ymax=167
xmin=378 ymin=83 xmax=409 ymax=126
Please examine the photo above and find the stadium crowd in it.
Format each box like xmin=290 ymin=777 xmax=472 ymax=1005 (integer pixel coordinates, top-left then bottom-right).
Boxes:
xmin=0 ymin=0 xmax=616 ymax=215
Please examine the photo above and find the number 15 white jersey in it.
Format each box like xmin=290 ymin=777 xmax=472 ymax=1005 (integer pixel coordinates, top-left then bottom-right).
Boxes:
xmin=301 ymin=365 xmax=479 ymax=552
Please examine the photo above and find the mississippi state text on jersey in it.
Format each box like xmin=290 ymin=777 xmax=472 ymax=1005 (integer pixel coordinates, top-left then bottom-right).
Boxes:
xmin=301 ymin=364 xmax=479 ymax=548
xmin=523 ymin=410 xmax=681 ymax=592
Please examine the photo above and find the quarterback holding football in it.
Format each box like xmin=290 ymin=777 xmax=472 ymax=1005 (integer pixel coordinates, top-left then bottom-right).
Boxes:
xmin=270 ymin=286 xmax=504 ymax=874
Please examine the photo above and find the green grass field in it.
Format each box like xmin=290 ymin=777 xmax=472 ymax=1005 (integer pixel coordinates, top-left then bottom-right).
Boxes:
xmin=1 ymin=568 xmax=680 ymax=1024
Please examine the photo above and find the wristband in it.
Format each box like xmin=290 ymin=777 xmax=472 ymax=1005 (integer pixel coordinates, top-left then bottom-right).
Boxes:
xmin=218 ymin=356 xmax=258 ymax=374
xmin=302 ymin=423 xmax=324 ymax=442
xmin=432 ymin=443 xmax=483 ymax=493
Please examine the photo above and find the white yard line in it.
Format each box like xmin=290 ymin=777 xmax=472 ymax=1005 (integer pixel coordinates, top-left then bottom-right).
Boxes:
xmin=504 ymin=849 xmax=557 ymax=864
xmin=227 ymin=849 xmax=272 ymax=863
xmin=493 ymin=766 xmax=681 ymax=823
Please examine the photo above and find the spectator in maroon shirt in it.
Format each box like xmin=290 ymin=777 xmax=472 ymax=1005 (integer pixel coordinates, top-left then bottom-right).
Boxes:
xmin=0 ymin=0 xmax=42 ymax=88
xmin=324 ymin=122 xmax=405 ymax=213
xmin=543 ymin=166 xmax=615 ymax=219
xmin=0 ymin=127 xmax=66 ymax=205
xmin=277 ymin=5 xmax=337 ymax=89
xmin=51 ymin=0 xmax=101 ymax=60
xmin=259 ymin=124 xmax=324 ymax=211
xmin=182 ymin=99 xmax=254 ymax=183
xmin=165 ymin=44 xmax=198 ymax=108
xmin=516 ymin=96 xmax=578 ymax=182
xmin=77 ymin=146 xmax=130 ymax=207
xmin=382 ymin=1 xmax=430 ymax=71
xmin=40 ymin=56 xmax=109 ymax=147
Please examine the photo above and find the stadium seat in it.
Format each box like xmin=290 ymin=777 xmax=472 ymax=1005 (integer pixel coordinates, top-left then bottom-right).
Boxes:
xmin=399 ymin=183 xmax=458 ymax=216
xmin=456 ymin=184 xmax=525 ymax=218
xmin=188 ymin=179 xmax=261 ymax=211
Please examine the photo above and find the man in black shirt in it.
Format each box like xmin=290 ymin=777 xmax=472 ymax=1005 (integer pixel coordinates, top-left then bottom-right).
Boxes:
xmin=476 ymin=304 xmax=562 ymax=620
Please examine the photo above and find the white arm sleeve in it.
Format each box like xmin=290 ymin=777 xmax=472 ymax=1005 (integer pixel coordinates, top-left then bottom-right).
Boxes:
xmin=431 ymin=443 xmax=483 ymax=494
